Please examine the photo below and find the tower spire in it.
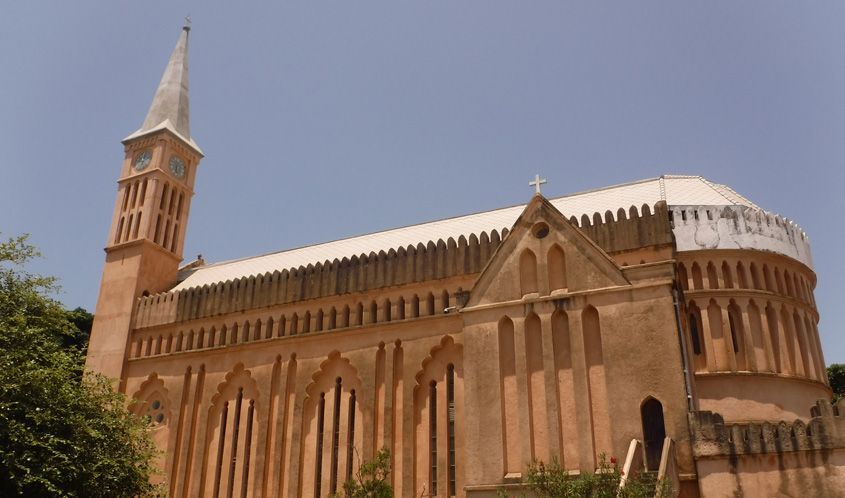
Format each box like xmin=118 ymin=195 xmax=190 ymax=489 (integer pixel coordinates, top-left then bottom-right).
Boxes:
xmin=125 ymin=24 xmax=200 ymax=151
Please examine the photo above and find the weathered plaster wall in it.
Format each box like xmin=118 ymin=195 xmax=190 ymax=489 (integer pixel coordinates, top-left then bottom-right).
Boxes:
xmin=696 ymin=449 xmax=845 ymax=498
xmin=671 ymin=205 xmax=813 ymax=269
xmin=690 ymin=399 xmax=845 ymax=498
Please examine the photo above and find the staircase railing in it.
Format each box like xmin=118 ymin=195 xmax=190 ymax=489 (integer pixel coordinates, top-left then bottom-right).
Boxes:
xmin=655 ymin=437 xmax=679 ymax=498
xmin=619 ymin=439 xmax=644 ymax=489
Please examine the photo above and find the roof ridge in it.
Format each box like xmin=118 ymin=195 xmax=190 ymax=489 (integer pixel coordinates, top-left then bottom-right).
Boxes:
xmin=698 ymin=177 xmax=760 ymax=209
xmin=174 ymin=175 xmax=762 ymax=290
xmin=192 ymin=177 xmax=669 ymax=272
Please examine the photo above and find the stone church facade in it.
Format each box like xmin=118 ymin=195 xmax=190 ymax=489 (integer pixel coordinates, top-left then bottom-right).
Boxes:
xmin=85 ymin=26 xmax=845 ymax=497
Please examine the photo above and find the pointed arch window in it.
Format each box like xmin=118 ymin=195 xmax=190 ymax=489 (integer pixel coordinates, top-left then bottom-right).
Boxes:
xmin=689 ymin=312 xmax=702 ymax=355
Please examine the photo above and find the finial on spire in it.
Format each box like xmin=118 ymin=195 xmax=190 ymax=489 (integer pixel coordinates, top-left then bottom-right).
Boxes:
xmin=183 ymin=15 xmax=191 ymax=31
xmin=529 ymin=174 xmax=547 ymax=195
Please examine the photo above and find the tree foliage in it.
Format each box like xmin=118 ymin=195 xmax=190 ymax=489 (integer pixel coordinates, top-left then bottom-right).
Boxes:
xmin=0 ymin=234 xmax=158 ymax=497
xmin=499 ymin=454 xmax=669 ymax=498
xmin=333 ymin=447 xmax=393 ymax=498
xmin=828 ymin=364 xmax=845 ymax=402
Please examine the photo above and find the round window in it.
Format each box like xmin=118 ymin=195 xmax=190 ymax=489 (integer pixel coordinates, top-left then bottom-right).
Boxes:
xmin=532 ymin=222 xmax=550 ymax=239
xmin=145 ymin=398 xmax=166 ymax=427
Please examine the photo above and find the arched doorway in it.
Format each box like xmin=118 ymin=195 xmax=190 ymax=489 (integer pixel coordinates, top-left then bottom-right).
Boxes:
xmin=641 ymin=398 xmax=666 ymax=470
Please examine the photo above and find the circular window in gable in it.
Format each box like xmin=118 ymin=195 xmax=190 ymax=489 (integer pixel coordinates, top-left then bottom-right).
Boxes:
xmin=532 ymin=222 xmax=550 ymax=239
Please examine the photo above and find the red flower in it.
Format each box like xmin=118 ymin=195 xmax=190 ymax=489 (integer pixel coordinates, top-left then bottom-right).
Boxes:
xmin=610 ymin=456 xmax=617 ymax=464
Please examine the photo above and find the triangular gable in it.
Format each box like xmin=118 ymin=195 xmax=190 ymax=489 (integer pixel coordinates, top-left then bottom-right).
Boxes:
xmin=465 ymin=194 xmax=629 ymax=307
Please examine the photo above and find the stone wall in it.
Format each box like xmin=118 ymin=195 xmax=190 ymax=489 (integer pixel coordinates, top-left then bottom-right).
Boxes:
xmin=689 ymin=399 xmax=845 ymax=497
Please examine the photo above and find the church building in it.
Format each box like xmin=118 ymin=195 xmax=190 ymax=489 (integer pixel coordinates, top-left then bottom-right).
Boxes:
xmin=85 ymin=26 xmax=845 ymax=497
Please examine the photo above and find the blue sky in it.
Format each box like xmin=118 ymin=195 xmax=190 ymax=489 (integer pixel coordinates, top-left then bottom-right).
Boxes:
xmin=1 ymin=2 xmax=843 ymax=362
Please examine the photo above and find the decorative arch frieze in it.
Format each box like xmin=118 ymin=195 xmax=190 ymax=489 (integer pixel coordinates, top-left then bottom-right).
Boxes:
xmin=200 ymin=363 xmax=260 ymax=498
xmin=413 ymin=335 xmax=464 ymax=498
xmin=300 ymin=351 xmax=366 ymax=498
xmin=130 ymin=372 xmax=172 ymax=428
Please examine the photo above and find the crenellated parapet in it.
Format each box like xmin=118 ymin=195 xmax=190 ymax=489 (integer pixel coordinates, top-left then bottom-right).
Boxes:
xmin=566 ymin=201 xmax=673 ymax=254
xmin=670 ymin=205 xmax=813 ymax=269
xmin=134 ymin=228 xmax=508 ymax=328
xmin=689 ymin=399 xmax=845 ymax=458
xmin=133 ymin=202 xmax=673 ymax=329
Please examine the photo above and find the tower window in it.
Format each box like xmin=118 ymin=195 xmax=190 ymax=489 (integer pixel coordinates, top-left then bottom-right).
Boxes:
xmin=176 ymin=192 xmax=184 ymax=220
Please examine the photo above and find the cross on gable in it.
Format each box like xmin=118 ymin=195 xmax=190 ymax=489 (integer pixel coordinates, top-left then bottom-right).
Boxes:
xmin=529 ymin=174 xmax=547 ymax=195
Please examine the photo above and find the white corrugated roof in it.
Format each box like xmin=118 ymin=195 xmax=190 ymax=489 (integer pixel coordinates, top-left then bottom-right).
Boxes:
xmin=173 ymin=175 xmax=758 ymax=290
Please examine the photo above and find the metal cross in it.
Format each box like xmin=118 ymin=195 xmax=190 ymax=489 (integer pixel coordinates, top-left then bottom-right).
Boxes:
xmin=184 ymin=15 xmax=192 ymax=27
xmin=529 ymin=174 xmax=547 ymax=195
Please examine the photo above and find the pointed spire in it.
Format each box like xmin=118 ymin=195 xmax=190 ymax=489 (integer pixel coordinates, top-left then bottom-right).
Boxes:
xmin=125 ymin=23 xmax=200 ymax=152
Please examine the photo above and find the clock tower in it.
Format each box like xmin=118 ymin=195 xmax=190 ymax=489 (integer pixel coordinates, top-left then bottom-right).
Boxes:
xmin=86 ymin=24 xmax=202 ymax=387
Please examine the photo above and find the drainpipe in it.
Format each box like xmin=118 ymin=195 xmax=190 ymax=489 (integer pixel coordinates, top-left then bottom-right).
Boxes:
xmin=672 ymin=287 xmax=695 ymax=412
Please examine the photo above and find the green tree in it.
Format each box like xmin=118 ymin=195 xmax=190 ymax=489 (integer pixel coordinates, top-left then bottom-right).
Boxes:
xmin=828 ymin=364 xmax=845 ymax=402
xmin=0 ymin=234 xmax=158 ymax=497
xmin=499 ymin=454 xmax=669 ymax=498
xmin=333 ymin=447 xmax=393 ymax=498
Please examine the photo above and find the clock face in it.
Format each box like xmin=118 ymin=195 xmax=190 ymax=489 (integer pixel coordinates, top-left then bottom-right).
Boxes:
xmin=169 ymin=156 xmax=186 ymax=178
xmin=133 ymin=150 xmax=152 ymax=172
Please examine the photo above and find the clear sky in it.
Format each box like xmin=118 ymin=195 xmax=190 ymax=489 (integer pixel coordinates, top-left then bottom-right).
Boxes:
xmin=1 ymin=2 xmax=843 ymax=362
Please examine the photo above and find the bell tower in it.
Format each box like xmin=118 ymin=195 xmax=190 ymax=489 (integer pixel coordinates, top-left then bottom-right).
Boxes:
xmin=86 ymin=24 xmax=202 ymax=386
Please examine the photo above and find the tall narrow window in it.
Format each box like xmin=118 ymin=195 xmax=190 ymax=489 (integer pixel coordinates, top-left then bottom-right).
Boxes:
xmin=429 ymin=381 xmax=438 ymax=496
xmin=126 ymin=214 xmax=134 ymax=241
xmin=548 ymin=244 xmax=567 ymax=291
xmin=168 ymin=187 xmax=177 ymax=215
xmin=139 ymin=179 xmax=148 ymax=207
xmin=689 ymin=313 xmax=702 ymax=355
xmin=171 ymin=223 xmax=179 ymax=252
xmin=176 ymin=192 xmax=184 ymax=220
xmin=212 ymin=401 xmax=229 ymax=498
xmin=240 ymin=400 xmax=255 ymax=498
xmin=121 ymin=185 xmax=130 ymax=211
xmin=130 ymin=181 xmax=139 ymax=208
xmin=519 ymin=249 xmax=538 ymax=295
xmin=330 ymin=378 xmax=342 ymax=495
xmin=447 ymin=364 xmax=456 ymax=497
xmin=315 ymin=393 xmax=326 ymax=498
xmin=328 ymin=308 xmax=337 ymax=330
xmin=226 ymin=389 xmax=244 ymax=498
xmin=153 ymin=215 xmax=162 ymax=243
xmin=160 ymin=183 xmax=169 ymax=209
xmin=115 ymin=217 xmax=125 ymax=244
xmin=163 ymin=219 xmax=171 ymax=248
xmin=728 ymin=312 xmax=740 ymax=353
xmin=346 ymin=390 xmax=356 ymax=481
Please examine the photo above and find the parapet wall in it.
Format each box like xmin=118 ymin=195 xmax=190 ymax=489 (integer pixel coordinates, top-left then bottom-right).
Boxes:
xmin=671 ymin=205 xmax=813 ymax=269
xmin=566 ymin=201 xmax=673 ymax=254
xmin=689 ymin=399 xmax=845 ymax=458
xmin=133 ymin=202 xmax=673 ymax=329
